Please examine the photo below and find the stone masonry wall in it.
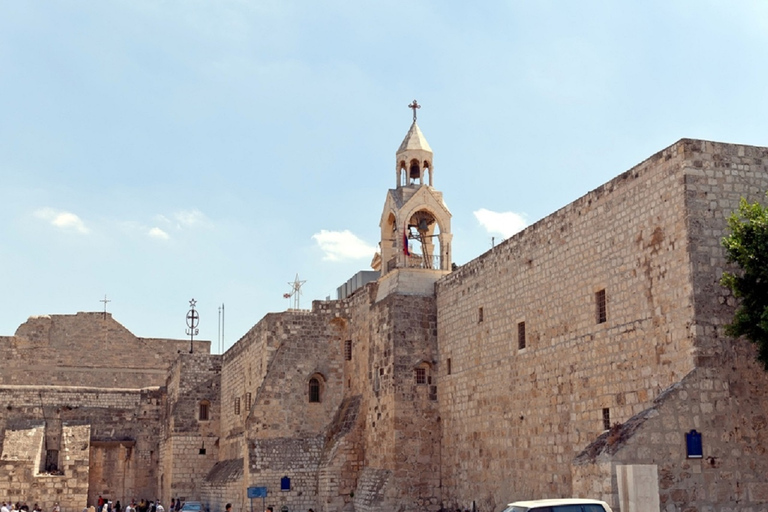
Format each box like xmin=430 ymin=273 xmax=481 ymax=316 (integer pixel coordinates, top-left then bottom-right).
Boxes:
xmin=0 ymin=424 xmax=91 ymax=512
xmin=244 ymin=307 xmax=345 ymax=512
xmin=436 ymin=139 xmax=698 ymax=510
xmin=161 ymin=353 xmax=221 ymax=505
xmin=573 ymin=347 xmax=768 ymax=511
xmin=0 ymin=313 xmax=209 ymax=389
xmin=0 ymin=385 xmax=164 ymax=506
xmin=341 ymin=285 xmax=441 ymax=512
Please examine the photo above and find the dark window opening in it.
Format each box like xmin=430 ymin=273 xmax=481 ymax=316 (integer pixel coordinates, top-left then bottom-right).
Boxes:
xmin=415 ymin=367 xmax=427 ymax=385
xmin=309 ymin=378 xmax=321 ymax=403
xmin=596 ymin=289 xmax=607 ymax=324
xmin=44 ymin=449 xmax=59 ymax=473
xmin=199 ymin=402 xmax=209 ymax=421
xmin=602 ymin=407 xmax=611 ymax=431
xmin=245 ymin=392 xmax=252 ymax=411
xmin=344 ymin=339 xmax=352 ymax=360
xmin=234 ymin=397 xmax=241 ymax=415
xmin=518 ymin=321 xmax=526 ymax=350
xmin=478 ymin=307 xmax=484 ymax=323
xmin=447 ymin=358 xmax=452 ymax=375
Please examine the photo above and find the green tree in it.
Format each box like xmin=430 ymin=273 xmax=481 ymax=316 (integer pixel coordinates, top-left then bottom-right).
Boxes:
xmin=721 ymin=195 xmax=768 ymax=371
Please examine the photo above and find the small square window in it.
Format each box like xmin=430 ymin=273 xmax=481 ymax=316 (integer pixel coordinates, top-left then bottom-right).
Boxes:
xmin=517 ymin=321 xmax=526 ymax=350
xmin=415 ymin=367 xmax=426 ymax=384
xmin=596 ymin=289 xmax=607 ymax=324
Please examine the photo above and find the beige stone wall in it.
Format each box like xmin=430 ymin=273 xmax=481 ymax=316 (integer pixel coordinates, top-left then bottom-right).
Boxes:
xmin=0 ymin=424 xmax=90 ymax=512
xmin=160 ymin=354 xmax=221 ymax=505
xmin=574 ymin=350 xmax=768 ymax=511
xmin=0 ymin=313 xmax=209 ymax=389
xmin=343 ymin=288 xmax=442 ymax=512
xmin=436 ymin=139 xmax=700 ymax=509
xmin=0 ymin=385 xmax=164 ymax=506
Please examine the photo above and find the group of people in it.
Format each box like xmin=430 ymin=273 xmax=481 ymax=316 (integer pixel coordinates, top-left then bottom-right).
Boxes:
xmin=91 ymin=497 xmax=180 ymax=512
xmin=1 ymin=502 xmax=60 ymax=512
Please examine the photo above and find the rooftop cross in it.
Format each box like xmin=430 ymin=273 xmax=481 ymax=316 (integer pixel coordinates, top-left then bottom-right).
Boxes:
xmin=100 ymin=294 xmax=111 ymax=319
xmin=408 ymin=99 xmax=421 ymax=122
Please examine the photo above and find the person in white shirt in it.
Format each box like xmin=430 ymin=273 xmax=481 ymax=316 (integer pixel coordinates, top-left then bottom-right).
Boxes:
xmin=155 ymin=502 xmax=164 ymax=512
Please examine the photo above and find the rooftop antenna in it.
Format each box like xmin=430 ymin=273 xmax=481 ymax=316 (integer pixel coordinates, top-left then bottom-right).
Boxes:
xmin=283 ymin=274 xmax=307 ymax=310
xmin=217 ymin=303 xmax=225 ymax=354
xmin=100 ymin=294 xmax=111 ymax=320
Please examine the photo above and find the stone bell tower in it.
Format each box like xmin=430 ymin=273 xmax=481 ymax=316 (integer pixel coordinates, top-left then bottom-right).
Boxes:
xmin=372 ymin=101 xmax=452 ymax=300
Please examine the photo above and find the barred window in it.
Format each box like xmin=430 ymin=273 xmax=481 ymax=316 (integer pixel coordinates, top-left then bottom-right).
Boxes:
xmin=517 ymin=321 xmax=526 ymax=350
xmin=602 ymin=407 xmax=611 ymax=431
xmin=415 ymin=367 xmax=427 ymax=385
xmin=596 ymin=289 xmax=607 ymax=324
xmin=234 ymin=397 xmax=241 ymax=415
xmin=245 ymin=392 xmax=252 ymax=411
xmin=344 ymin=339 xmax=352 ymax=361
xmin=199 ymin=401 xmax=210 ymax=421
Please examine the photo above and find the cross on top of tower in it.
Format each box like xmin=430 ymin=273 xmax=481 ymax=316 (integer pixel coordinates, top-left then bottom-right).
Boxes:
xmin=408 ymin=99 xmax=421 ymax=122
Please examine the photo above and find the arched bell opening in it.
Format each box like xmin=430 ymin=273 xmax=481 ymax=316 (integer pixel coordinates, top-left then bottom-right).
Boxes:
xmin=423 ymin=160 xmax=432 ymax=186
xmin=404 ymin=209 xmax=442 ymax=270
xmin=409 ymin=159 xmax=422 ymax=185
xmin=398 ymin=160 xmax=408 ymax=187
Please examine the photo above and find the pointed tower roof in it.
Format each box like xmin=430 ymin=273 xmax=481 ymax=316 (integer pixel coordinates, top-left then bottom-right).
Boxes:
xmin=397 ymin=121 xmax=433 ymax=155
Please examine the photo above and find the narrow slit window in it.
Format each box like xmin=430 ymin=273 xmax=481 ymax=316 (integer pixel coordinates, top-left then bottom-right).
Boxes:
xmin=245 ymin=392 xmax=252 ymax=411
xmin=478 ymin=307 xmax=484 ymax=323
xmin=596 ymin=289 xmax=607 ymax=324
xmin=344 ymin=339 xmax=352 ymax=361
xmin=199 ymin=401 xmax=209 ymax=421
xmin=518 ymin=321 xmax=526 ymax=350
xmin=447 ymin=358 xmax=452 ymax=375
xmin=602 ymin=407 xmax=611 ymax=431
xmin=234 ymin=397 xmax=241 ymax=416
xmin=309 ymin=378 xmax=321 ymax=403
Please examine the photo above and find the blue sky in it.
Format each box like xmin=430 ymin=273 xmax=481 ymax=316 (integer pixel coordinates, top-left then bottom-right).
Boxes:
xmin=3 ymin=1 xmax=768 ymax=352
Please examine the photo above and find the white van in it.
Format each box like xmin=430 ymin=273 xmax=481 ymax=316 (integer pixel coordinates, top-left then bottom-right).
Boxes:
xmin=501 ymin=498 xmax=613 ymax=512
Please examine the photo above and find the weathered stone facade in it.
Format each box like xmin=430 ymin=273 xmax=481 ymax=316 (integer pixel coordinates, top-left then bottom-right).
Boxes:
xmin=1 ymin=129 xmax=768 ymax=512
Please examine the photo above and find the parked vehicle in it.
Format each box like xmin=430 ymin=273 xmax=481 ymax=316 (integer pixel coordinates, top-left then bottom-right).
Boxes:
xmin=179 ymin=503 xmax=203 ymax=512
xmin=501 ymin=498 xmax=613 ymax=512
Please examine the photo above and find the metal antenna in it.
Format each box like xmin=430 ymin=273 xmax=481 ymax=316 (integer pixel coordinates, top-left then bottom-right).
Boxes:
xmin=283 ymin=274 xmax=307 ymax=310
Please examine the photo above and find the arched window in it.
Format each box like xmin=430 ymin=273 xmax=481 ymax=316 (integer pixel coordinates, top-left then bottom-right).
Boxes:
xmin=309 ymin=378 xmax=321 ymax=403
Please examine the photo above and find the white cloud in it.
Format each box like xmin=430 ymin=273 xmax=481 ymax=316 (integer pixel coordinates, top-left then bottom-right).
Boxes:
xmin=473 ymin=208 xmax=527 ymax=239
xmin=312 ymin=230 xmax=376 ymax=262
xmin=173 ymin=209 xmax=211 ymax=228
xmin=148 ymin=227 xmax=170 ymax=240
xmin=34 ymin=208 xmax=89 ymax=234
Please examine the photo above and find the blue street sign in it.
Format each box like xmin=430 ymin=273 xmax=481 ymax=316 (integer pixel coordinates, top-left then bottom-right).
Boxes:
xmin=247 ymin=487 xmax=267 ymax=499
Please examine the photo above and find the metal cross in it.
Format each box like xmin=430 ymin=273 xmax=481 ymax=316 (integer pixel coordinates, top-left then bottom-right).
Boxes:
xmin=100 ymin=294 xmax=111 ymax=319
xmin=186 ymin=298 xmax=200 ymax=353
xmin=408 ymin=99 xmax=421 ymax=121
